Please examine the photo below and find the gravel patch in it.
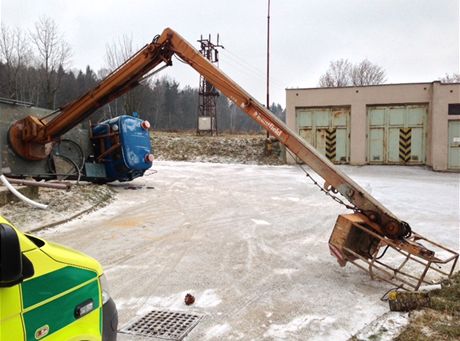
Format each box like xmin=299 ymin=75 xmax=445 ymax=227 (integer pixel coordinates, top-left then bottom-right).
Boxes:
xmin=0 ymin=183 xmax=115 ymax=232
xmin=151 ymin=132 xmax=285 ymax=165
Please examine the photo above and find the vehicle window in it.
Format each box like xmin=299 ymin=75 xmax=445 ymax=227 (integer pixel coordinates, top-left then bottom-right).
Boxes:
xmin=25 ymin=234 xmax=45 ymax=247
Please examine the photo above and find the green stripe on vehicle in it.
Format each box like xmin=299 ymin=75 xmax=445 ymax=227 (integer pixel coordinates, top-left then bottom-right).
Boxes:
xmin=23 ymin=280 xmax=100 ymax=341
xmin=21 ymin=266 xmax=97 ymax=309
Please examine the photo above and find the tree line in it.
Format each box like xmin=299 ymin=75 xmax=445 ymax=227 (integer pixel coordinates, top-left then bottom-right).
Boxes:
xmin=0 ymin=17 xmax=285 ymax=133
xmin=1 ymin=16 xmax=456 ymax=131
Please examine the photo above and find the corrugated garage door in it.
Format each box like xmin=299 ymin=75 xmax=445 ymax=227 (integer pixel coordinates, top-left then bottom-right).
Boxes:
xmin=367 ymin=104 xmax=427 ymax=165
xmin=448 ymin=120 xmax=460 ymax=170
xmin=296 ymin=107 xmax=350 ymax=163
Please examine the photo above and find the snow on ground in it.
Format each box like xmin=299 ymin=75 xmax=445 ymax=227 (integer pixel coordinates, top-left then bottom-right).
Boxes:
xmin=36 ymin=162 xmax=459 ymax=340
xmin=115 ymin=288 xmax=222 ymax=316
xmin=263 ymin=314 xmax=337 ymax=340
xmin=339 ymin=165 xmax=459 ymax=247
xmin=352 ymin=312 xmax=410 ymax=341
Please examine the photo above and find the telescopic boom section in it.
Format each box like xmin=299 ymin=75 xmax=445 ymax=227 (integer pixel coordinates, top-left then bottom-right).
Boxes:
xmin=8 ymin=36 xmax=173 ymax=161
xmin=46 ymin=42 xmax=173 ymax=139
xmin=161 ymin=28 xmax=410 ymax=240
xmin=9 ymin=27 xmax=409 ymax=239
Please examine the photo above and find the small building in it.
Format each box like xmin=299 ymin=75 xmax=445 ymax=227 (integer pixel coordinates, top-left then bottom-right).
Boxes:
xmin=285 ymin=81 xmax=460 ymax=171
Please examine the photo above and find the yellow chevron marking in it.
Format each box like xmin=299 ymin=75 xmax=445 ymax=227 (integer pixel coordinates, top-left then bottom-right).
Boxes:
xmin=325 ymin=128 xmax=337 ymax=161
xmin=399 ymin=128 xmax=412 ymax=162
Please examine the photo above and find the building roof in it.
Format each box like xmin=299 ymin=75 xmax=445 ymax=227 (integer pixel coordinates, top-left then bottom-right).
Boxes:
xmin=285 ymin=81 xmax=460 ymax=91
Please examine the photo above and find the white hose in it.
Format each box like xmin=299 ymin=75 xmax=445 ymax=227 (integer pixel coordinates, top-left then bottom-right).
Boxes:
xmin=0 ymin=175 xmax=48 ymax=209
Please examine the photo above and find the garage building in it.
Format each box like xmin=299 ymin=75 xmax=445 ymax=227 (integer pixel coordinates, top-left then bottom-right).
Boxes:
xmin=286 ymin=81 xmax=460 ymax=171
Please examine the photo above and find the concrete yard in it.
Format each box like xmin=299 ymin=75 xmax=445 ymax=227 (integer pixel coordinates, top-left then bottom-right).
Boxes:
xmin=36 ymin=162 xmax=459 ymax=340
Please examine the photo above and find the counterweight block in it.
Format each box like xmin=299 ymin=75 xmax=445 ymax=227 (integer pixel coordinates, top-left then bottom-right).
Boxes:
xmin=8 ymin=116 xmax=53 ymax=161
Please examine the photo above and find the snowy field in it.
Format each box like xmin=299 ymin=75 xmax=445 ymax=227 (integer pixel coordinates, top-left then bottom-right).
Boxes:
xmin=37 ymin=162 xmax=459 ymax=340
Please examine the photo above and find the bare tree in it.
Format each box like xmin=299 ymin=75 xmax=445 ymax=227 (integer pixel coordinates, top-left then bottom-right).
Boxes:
xmin=439 ymin=73 xmax=460 ymax=83
xmin=31 ymin=16 xmax=71 ymax=108
xmin=105 ymin=35 xmax=134 ymax=71
xmin=351 ymin=59 xmax=386 ymax=86
xmin=95 ymin=67 xmax=113 ymax=120
xmin=319 ymin=59 xmax=386 ymax=87
xmin=0 ymin=24 xmax=17 ymax=98
xmin=318 ymin=59 xmax=352 ymax=87
xmin=105 ymin=34 xmax=146 ymax=115
xmin=0 ymin=25 xmax=31 ymax=99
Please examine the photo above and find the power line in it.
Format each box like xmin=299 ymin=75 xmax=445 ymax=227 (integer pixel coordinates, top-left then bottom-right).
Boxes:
xmin=197 ymin=34 xmax=223 ymax=135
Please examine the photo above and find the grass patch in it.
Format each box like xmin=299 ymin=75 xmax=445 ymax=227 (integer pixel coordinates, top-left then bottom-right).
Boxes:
xmin=429 ymin=272 xmax=460 ymax=314
xmin=395 ymin=271 xmax=460 ymax=341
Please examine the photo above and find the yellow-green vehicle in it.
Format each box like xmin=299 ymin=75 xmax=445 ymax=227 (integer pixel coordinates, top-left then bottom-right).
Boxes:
xmin=0 ymin=216 xmax=118 ymax=340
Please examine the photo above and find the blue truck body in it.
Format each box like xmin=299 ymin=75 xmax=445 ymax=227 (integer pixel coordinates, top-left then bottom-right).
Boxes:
xmin=91 ymin=115 xmax=153 ymax=182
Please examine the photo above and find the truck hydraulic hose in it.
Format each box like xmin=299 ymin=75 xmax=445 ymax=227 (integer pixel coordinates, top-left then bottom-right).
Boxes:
xmin=0 ymin=175 xmax=48 ymax=209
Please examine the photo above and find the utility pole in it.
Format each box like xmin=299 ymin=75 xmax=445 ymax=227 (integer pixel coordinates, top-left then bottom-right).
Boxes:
xmin=264 ymin=0 xmax=273 ymax=154
xmin=197 ymin=34 xmax=223 ymax=135
xmin=266 ymin=0 xmax=270 ymax=113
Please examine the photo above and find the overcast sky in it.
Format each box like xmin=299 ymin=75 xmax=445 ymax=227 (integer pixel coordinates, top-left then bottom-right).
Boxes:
xmin=0 ymin=0 xmax=459 ymax=105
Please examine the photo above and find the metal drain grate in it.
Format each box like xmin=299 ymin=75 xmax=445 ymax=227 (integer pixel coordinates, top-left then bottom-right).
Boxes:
xmin=120 ymin=309 xmax=202 ymax=340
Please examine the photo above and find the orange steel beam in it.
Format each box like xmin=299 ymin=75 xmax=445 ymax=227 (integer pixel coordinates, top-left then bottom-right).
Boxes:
xmin=9 ymin=28 xmax=415 ymax=239
xmin=162 ymin=28 xmax=408 ymax=239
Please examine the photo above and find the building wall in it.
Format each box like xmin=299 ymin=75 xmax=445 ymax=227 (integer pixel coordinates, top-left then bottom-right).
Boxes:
xmin=431 ymin=82 xmax=460 ymax=170
xmin=286 ymin=82 xmax=460 ymax=171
